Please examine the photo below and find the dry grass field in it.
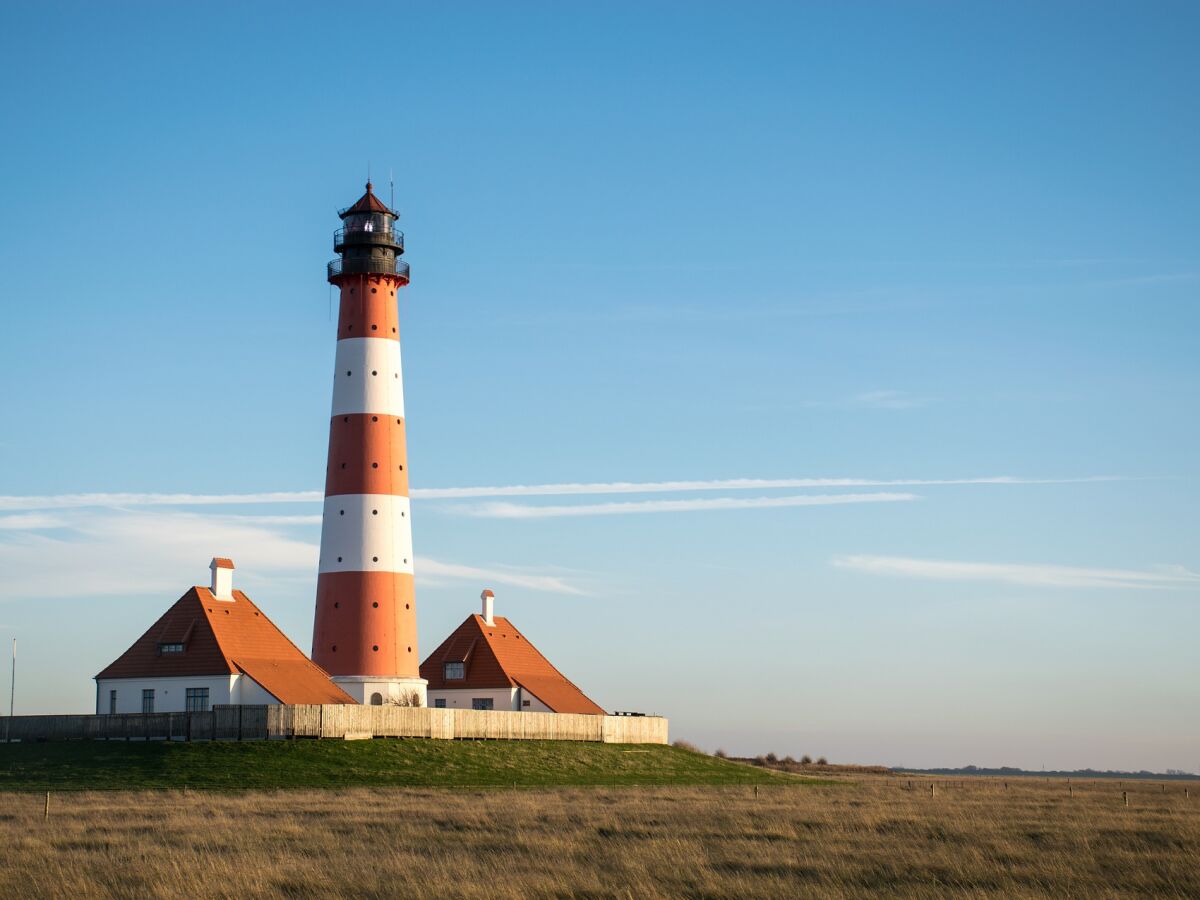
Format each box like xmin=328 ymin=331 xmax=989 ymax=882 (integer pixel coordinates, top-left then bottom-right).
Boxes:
xmin=2 ymin=774 xmax=1197 ymax=898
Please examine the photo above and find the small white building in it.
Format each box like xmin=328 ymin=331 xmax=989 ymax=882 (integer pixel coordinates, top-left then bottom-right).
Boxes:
xmin=420 ymin=590 xmax=605 ymax=714
xmin=95 ymin=558 xmax=354 ymax=713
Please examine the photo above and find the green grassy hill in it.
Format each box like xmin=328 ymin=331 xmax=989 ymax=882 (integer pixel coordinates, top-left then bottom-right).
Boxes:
xmin=0 ymin=740 xmax=805 ymax=791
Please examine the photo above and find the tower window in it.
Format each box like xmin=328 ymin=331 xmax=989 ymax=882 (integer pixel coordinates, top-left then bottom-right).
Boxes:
xmin=372 ymin=645 xmax=379 ymax=652
xmin=370 ymin=692 xmax=383 ymax=705
xmin=372 ymin=601 xmax=379 ymax=608
xmin=444 ymin=661 xmax=465 ymax=680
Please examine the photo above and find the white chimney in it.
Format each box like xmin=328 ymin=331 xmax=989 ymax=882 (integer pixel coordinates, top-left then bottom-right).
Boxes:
xmin=210 ymin=557 xmax=235 ymax=600
xmin=481 ymin=589 xmax=495 ymax=626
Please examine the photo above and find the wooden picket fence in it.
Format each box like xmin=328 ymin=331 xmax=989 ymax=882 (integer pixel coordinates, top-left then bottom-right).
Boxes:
xmin=0 ymin=706 xmax=667 ymax=744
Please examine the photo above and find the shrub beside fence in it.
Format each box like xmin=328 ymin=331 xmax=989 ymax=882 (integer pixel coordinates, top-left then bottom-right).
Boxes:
xmin=1 ymin=706 xmax=667 ymax=745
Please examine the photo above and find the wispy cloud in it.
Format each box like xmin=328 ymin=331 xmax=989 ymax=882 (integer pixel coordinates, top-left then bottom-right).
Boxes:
xmin=0 ymin=475 xmax=1122 ymax=510
xmin=831 ymin=555 xmax=1200 ymax=590
xmin=418 ymin=559 xmax=585 ymax=595
xmin=459 ymin=492 xmax=919 ymax=519
xmin=0 ymin=491 xmax=323 ymax=512
xmin=0 ymin=513 xmax=66 ymax=530
xmin=801 ymin=390 xmax=938 ymax=410
xmin=851 ymin=390 xmax=935 ymax=410
xmin=0 ymin=509 xmax=582 ymax=598
xmin=416 ymin=475 xmax=1117 ymax=500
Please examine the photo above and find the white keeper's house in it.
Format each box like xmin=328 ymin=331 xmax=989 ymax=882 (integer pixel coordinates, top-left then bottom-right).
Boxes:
xmin=94 ymin=558 xmax=353 ymax=713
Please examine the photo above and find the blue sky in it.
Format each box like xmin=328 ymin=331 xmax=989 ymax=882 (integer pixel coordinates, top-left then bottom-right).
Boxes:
xmin=0 ymin=2 xmax=1197 ymax=770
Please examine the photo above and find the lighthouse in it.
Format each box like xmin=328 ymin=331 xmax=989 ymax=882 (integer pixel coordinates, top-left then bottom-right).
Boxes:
xmin=311 ymin=182 xmax=425 ymax=706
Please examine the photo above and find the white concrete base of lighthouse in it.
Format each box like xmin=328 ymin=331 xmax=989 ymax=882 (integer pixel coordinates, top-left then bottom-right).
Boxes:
xmin=331 ymin=675 xmax=428 ymax=707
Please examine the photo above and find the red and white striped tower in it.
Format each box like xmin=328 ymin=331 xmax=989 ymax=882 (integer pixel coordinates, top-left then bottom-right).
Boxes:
xmin=311 ymin=182 xmax=425 ymax=706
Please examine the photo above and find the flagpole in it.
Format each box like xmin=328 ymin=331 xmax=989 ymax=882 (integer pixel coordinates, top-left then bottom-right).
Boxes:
xmin=5 ymin=638 xmax=12 ymax=743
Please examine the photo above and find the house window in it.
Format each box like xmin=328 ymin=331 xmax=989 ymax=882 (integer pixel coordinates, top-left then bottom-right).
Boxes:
xmin=443 ymin=661 xmax=465 ymax=680
xmin=369 ymin=692 xmax=383 ymax=705
xmin=472 ymin=698 xmax=493 ymax=711
xmin=142 ymin=689 xmax=155 ymax=713
xmin=158 ymin=643 xmax=184 ymax=654
xmin=185 ymin=688 xmax=209 ymax=712
xmin=109 ymin=689 xmax=117 ymax=715
xmin=434 ymin=699 xmax=447 ymax=708
xmin=522 ymin=700 xmax=531 ymax=707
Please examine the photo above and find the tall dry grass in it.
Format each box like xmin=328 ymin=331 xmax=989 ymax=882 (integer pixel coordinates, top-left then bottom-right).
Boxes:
xmin=1 ymin=775 xmax=1197 ymax=897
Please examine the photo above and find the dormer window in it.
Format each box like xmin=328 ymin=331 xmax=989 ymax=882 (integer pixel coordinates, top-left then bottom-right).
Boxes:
xmin=444 ymin=661 xmax=465 ymax=680
xmin=159 ymin=643 xmax=184 ymax=654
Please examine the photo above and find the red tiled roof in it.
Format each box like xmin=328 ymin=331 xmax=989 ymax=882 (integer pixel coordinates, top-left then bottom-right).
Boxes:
xmin=420 ymin=614 xmax=605 ymax=715
xmin=341 ymin=182 xmax=395 ymax=217
xmin=211 ymin=557 xmax=235 ymax=569
xmin=96 ymin=586 xmax=354 ymax=704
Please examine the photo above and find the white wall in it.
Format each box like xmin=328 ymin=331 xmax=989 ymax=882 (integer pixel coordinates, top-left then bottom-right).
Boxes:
xmin=231 ymin=674 xmax=279 ymax=705
xmin=333 ymin=676 xmax=426 ymax=706
xmin=517 ymin=687 xmax=553 ymax=713
xmin=95 ymin=675 xmax=235 ymax=714
xmin=427 ymin=687 xmax=519 ymax=711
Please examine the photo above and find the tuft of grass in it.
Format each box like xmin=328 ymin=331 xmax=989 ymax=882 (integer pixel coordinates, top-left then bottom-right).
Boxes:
xmin=0 ymin=739 xmax=801 ymax=791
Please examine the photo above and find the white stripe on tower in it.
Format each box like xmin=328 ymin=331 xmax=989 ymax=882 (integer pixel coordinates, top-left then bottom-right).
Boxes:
xmin=330 ymin=338 xmax=406 ymax=418
xmin=318 ymin=494 xmax=414 ymax=574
